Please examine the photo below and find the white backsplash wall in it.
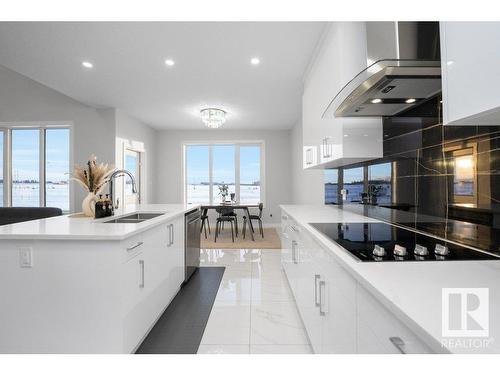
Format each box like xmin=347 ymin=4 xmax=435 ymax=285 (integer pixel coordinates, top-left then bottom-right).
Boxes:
xmin=155 ymin=129 xmax=292 ymax=224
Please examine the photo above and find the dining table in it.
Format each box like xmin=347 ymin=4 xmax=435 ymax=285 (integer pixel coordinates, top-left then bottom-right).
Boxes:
xmin=200 ymin=203 xmax=260 ymax=241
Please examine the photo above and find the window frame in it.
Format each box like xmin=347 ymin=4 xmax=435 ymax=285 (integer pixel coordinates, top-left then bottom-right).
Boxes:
xmin=183 ymin=140 xmax=265 ymax=206
xmin=0 ymin=122 xmax=73 ymax=212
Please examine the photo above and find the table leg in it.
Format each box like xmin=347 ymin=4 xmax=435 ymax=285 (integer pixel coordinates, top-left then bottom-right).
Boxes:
xmin=245 ymin=207 xmax=255 ymax=241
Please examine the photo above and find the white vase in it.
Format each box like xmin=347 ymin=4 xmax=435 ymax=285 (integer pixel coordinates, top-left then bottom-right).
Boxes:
xmin=82 ymin=192 xmax=97 ymax=217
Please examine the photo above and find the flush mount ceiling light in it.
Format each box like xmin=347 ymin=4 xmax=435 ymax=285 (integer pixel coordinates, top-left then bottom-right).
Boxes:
xmin=250 ymin=57 xmax=260 ymax=65
xmin=200 ymin=108 xmax=226 ymax=129
xmin=165 ymin=59 xmax=175 ymax=66
xmin=371 ymin=98 xmax=382 ymax=104
xmin=81 ymin=61 xmax=93 ymax=69
xmin=405 ymin=98 xmax=416 ymax=104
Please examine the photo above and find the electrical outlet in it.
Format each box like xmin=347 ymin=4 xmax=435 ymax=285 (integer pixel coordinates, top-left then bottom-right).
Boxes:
xmin=19 ymin=247 xmax=33 ymax=268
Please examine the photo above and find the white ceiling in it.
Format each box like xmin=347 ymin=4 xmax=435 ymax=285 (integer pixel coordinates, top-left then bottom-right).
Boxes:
xmin=0 ymin=22 xmax=326 ymax=130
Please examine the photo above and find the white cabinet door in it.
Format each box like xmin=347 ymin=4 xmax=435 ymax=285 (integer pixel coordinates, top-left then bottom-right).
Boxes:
xmin=294 ymin=227 xmax=324 ymax=353
xmin=319 ymin=247 xmax=357 ymax=353
xmin=357 ymin=285 xmax=433 ymax=354
xmin=441 ymin=22 xmax=500 ymax=125
xmin=122 ymin=251 xmax=148 ymax=352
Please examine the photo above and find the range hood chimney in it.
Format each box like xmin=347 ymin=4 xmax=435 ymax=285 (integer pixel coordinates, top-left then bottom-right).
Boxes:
xmin=323 ymin=22 xmax=441 ymax=118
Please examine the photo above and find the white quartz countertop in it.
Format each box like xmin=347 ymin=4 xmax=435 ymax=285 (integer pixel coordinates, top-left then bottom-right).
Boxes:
xmin=280 ymin=205 xmax=500 ymax=354
xmin=0 ymin=204 xmax=200 ymax=241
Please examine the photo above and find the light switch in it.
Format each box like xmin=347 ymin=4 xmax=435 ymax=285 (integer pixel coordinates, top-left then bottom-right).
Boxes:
xmin=19 ymin=247 xmax=33 ymax=268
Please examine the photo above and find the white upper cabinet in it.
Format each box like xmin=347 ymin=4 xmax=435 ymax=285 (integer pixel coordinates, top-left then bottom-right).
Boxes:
xmin=302 ymin=22 xmax=383 ymax=169
xmin=440 ymin=22 xmax=500 ymax=125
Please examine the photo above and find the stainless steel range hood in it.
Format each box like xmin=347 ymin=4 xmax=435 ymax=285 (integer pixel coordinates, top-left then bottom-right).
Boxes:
xmin=323 ymin=22 xmax=442 ymax=118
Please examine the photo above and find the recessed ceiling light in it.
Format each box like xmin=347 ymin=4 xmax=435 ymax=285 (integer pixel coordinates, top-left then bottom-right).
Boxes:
xmin=371 ymin=98 xmax=382 ymax=104
xmin=405 ymin=98 xmax=416 ymax=104
xmin=343 ymin=134 xmax=349 ymax=137
xmin=81 ymin=61 xmax=93 ymax=69
xmin=165 ymin=59 xmax=175 ymax=66
xmin=250 ymin=57 xmax=260 ymax=65
xmin=447 ymin=60 xmax=454 ymax=66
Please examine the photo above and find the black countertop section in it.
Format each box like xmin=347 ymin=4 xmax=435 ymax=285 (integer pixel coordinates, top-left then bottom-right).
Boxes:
xmin=339 ymin=204 xmax=500 ymax=254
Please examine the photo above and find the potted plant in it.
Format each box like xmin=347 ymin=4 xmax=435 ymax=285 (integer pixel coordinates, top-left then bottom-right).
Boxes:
xmin=218 ymin=183 xmax=229 ymax=203
xmin=71 ymin=155 xmax=115 ymax=217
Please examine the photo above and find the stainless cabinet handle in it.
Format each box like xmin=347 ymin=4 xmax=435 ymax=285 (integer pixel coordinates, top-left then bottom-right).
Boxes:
xmin=126 ymin=241 xmax=143 ymax=251
xmin=281 ymin=215 xmax=288 ymax=220
xmin=319 ymin=280 xmax=326 ymax=316
xmin=170 ymin=224 xmax=174 ymax=246
xmin=292 ymin=240 xmax=298 ymax=264
xmin=389 ymin=337 xmax=406 ymax=354
xmin=139 ymin=260 xmax=145 ymax=288
xmin=314 ymin=274 xmax=321 ymax=306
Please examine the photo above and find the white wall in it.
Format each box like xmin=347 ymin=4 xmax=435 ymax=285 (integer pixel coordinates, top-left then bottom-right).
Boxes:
xmin=0 ymin=65 xmax=116 ymax=212
xmin=115 ymin=109 xmax=158 ymax=204
xmin=289 ymin=120 xmax=325 ymax=205
xmin=155 ymin=129 xmax=292 ymax=224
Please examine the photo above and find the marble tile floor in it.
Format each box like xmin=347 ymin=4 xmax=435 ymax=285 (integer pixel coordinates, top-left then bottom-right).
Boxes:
xmin=198 ymin=249 xmax=313 ymax=354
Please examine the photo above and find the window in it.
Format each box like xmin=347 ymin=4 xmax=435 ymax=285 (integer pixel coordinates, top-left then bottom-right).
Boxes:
xmin=45 ymin=129 xmax=70 ymax=211
xmin=0 ymin=131 xmax=3 ymax=207
xmin=186 ymin=145 xmax=210 ymax=204
xmin=212 ymin=145 xmax=235 ymax=203
xmin=12 ymin=129 xmax=40 ymax=207
xmin=240 ymin=145 xmax=261 ymax=204
xmin=125 ymin=149 xmax=141 ymax=204
xmin=368 ymin=163 xmax=392 ymax=204
xmin=343 ymin=167 xmax=364 ymax=202
xmin=184 ymin=143 xmax=263 ymax=205
xmin=324 ymin=169 xmax=338 ymax=204
xmin=1 ymin=126 xmax=70 ymax=211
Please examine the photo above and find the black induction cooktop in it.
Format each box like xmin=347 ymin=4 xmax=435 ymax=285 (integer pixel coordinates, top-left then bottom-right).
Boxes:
xmin=309 ymin=222 xmax=499 ymax=262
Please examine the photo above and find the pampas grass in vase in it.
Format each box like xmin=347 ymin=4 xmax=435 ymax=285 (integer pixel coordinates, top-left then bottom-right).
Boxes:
xmin=71 ymin=155 xmax=115 ymax=217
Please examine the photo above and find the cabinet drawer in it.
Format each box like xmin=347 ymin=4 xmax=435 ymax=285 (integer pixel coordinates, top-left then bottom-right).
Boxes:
xmin=122 ymin=234 xmax=145 ymax=262
xmin=357 ymin=285 xmax=433 ymax=354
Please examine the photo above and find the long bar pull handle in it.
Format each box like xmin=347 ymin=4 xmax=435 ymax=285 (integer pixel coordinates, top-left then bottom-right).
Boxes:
xmin=167 ymin=224 xmax=173 ymax=247
xmin=292 ymin=240 xmax=298 ymax=264
xmin=319 ymin=280 xmax=326 ymax=316
xmin=170 ymin=224 xmax=174 ymax=246
xmin=139 ymin=260 xmax=145 ymax=288
xmin=389 ymin=337 xmax=407 ymax=354
xmin=314 ymin=274 xmax=321 ymax=306
xmin=126 ymin=242 xmax=143 ymax=251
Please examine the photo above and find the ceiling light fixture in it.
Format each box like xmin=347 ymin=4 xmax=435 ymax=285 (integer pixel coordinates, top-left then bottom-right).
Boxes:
xmin=371 ymin=98 xmax=382 ymax=104
xmin=200 ymin=108 xmax=226 ymax=129
xmin=405 ymin=98 xmax=416 ymax=104
xmin=165 ymin=59 xmax=175 ymax=66
xmin=81 ymin=61 xmax=93 ymax=69
xmin=250 ymin=57 xmax=260 ymax=65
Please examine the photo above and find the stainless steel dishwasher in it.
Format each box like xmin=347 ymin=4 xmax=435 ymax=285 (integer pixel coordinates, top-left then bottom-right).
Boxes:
xmin=184 ymin=209 xmax=201 ymax=282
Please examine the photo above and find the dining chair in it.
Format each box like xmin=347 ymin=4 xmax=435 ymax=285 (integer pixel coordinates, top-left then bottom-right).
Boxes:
xmin=214 ymin=207 xmax=235 ymax=243
xmin=220 ymin=208 xmax=238 ymax=236
xmin=200 ymin=208 xmax=211 ymax=239
xmin=243 ymin=203 xmax=264 ymax=239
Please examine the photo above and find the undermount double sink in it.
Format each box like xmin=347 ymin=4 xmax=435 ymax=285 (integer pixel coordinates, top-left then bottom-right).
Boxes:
xmin=104 ymin=212 xmax=166 ymax=224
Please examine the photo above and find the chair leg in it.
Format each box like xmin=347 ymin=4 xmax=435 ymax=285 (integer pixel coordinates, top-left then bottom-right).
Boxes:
xmin=214 ymin=221 xmax=219 ymax=242
xmin=230 ymin=221 xmax=235 ymax=242
xmin=259 ymin=220 xmax=264 ymax=238
xmin=235 ymin=216 xmax=238 ymax=237
xmin=242 ymin=218 xmax=246 ymax=239
xmin=207 ymin=218 xmax=211 ymax=234
xmin=203 ymin=220 xmax=208 ymax=239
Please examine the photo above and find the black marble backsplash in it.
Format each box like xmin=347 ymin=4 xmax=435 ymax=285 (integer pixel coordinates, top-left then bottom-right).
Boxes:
xmin=328 ymin=97 xmax=500 ymax=254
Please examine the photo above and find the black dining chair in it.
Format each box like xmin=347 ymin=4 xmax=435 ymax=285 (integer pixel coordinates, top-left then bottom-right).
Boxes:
xmin=215 ymin=207 xmax=236 ymax=243
xmin=200 ymin=208 xmax=211 ymax=239
xmin=221 ymin=208 xmax=238 ymax=236
xmin=243 ymin=203 xmax=264 ymax=239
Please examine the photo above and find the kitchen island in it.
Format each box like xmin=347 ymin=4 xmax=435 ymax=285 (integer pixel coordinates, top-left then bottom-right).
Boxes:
xmin=0 ymin=204 xmax=199 ymax=353
xmin=280 ymin=205 xmax=500 ymax=354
